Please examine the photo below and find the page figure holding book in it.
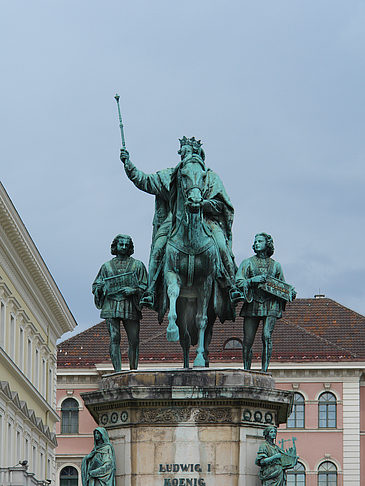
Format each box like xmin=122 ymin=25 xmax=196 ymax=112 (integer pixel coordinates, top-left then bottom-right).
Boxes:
xmin=92 ymin=234 xmax=147 ymax=371
xmin=235 ymin=233 xmax=296 ymax=372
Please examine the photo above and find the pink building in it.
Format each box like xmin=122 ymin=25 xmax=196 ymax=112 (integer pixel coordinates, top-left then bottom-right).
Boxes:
xmin=56 ymin=297 xmax=365 ymax=485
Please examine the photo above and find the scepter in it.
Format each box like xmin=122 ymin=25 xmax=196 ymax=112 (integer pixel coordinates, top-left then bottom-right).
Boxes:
xmin=114 ymin=93 xmax=126 ymax=148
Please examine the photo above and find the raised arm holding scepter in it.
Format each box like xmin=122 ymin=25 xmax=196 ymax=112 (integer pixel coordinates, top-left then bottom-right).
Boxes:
xmin=114 ymin=93 xmax=126 ymax=149
xmin=113 ymin=97 xmax=247 ymax=366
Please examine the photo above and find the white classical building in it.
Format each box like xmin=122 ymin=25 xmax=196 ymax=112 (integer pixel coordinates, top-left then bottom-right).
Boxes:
xmin=0 ymin=182 xmax=77 ymax=484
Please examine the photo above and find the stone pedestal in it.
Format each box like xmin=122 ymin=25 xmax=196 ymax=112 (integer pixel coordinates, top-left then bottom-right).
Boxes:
xmin=82 ymin=368 xmax=293 ymax=486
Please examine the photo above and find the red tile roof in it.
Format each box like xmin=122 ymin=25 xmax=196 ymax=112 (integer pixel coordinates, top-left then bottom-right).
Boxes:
xmin=57 ymin=298 xmax=365 ymax=368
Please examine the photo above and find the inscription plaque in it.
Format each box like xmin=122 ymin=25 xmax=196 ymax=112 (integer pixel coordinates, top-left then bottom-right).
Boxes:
xmin=158 ymin=464 xmax=212 ymax=486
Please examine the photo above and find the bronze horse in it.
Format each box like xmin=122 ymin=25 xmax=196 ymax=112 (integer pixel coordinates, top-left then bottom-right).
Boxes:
xmin=163 ymin=158 xmax=220 ymax=367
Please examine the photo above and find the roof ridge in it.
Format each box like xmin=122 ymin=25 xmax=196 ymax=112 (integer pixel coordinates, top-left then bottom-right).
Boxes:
xmin=58 ymin=320 xmax=105 ymax=347
xmin=292 ymin=297 xmax=365 ymax=319
xmin=328 ymin=298 xmax=365 ymax=320
xmin=143 ymin=327 xmax=166 ymax=345
xmin=121 ymin=327 xmax=166 ymax=353
xmin=286 ymin=320 xmax=357 ymax=358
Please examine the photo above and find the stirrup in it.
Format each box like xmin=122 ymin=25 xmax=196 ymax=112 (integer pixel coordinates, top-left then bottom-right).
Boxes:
xmin=140 ymin=291 xmax=155 ymax=308
xmin=229 ymin=288 xmax=245 ymax=304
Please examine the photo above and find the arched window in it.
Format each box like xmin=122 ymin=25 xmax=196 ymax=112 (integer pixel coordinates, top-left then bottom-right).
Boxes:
xmin=287 ymin=462 xmax=306 ymax=485
xmin=318 ymin=461 xmax=337 ymax=485
xmin=223 ymin=338 xmax=242 ymax=350
xmin=60 ymin=466 xmax=78 ymax=486
xmin=318 ymin=392 xmax=336 ymax=428
xmin=287 ymin=393 xmax=305 ymax=428
xmin=61 ymin=398 xmax=79 ymax=434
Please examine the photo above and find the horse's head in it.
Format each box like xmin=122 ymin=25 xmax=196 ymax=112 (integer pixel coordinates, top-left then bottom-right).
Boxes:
xmin=179 ymin=158 xmax=207 ymax=214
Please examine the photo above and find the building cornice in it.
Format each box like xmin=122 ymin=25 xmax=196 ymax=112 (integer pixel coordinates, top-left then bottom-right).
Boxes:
xmin=0 ymin=182 xmax=76 ymax=336
xmin=56 ymin=361 xmax=365 ymax=376
xmin=0 ymin=379 xmax=57 ymax=447
xmin=0 ymin=347 xmax=59 ymax=423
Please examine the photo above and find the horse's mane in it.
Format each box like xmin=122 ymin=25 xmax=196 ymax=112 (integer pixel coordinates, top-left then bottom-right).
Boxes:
xmin=169 ymin=157 xmax=206 ymax=231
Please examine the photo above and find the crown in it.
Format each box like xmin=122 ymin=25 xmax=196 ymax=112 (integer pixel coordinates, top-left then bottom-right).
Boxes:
xmin=179 ymin=136 xmax=203 ymax=150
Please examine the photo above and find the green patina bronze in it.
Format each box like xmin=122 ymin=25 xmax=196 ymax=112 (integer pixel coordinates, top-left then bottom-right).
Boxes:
xmin=81 ymin=427 xmax=116 ymax=486
xmin=256 ymin=426 xmax=298 ymax=486
xmin=120 ymin=138 xmax=243 ymax=367
xmin=92 ymin=234 xmax=147 ymax=371
xmin=114 ymin=93 xmax=126 ymax=149
xmin=235 ymin=233 xmax=296 ymax=372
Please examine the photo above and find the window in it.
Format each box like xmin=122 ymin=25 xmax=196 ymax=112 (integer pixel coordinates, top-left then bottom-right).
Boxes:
xmin=287 ymin=462 xmax=306 ymax=485
xmin=8 ymin=422 xmax=13 ymax=464
xmin=32 ymin=445 xmax=37 ymax=475
xmin=318 ymin=392 xmax=336 ymax=428
xmin=61 ymin=398 xmax=79 ymax=434
xmin=9 ymin=315 xmax=15 ymax=359
xmin=0 ymin=301 xmax=5 ymax=347
xmin=318 ymin=461 xmax=337 ymax=485
xmin=25 ymin=437 xmax=29 ymax=461
xmin=0 ymin=414 xmax=3 ymax=453
xmin=287 ymin=393 xmax=305 ymax=428
xmin=40 ymin=452 xmax=44 ymax=479
xmin=19 ymin=327 xmax=24 ymax=370
xmin=223 ymin=338 xmax=242 ymax=350
xmin=35 ymin=348 xmax=39 ymax=388
xmin=48 ymin=367 xmax=53 ymax=404
xmin=0 ymin=416 xmax=4 ymax=463
xmin=27 ymin=339 xmax=32 ymax=380
xmin=60 ymin=466 xmax=78 ymax=486
xmin=16 ymin=430 xmax=21 ymax=461
xmin=41 ymin=358 xmax=46 ymax=396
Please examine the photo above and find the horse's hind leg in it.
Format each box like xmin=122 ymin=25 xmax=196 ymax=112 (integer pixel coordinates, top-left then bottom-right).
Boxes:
xmin=180 ymin=323 xmax=191 ymax=369
xmin=204 ymin=307 xmax=216 ymax=367
xmin=165 ymin=271 xmax=180 ymax=342
xmin=193 ymin=278 xmax=212 ymax=368
xmin=204 ymin=323 xmax=213 ymax=367
xmin=177 ymin=298 xmax=194 ymax=369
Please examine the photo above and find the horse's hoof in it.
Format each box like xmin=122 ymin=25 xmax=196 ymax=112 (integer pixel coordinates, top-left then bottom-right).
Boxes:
xmin=193 ymin=355 xmax=206 ymax=367
xmin=166 ymin=327 xmax=180 ymax=342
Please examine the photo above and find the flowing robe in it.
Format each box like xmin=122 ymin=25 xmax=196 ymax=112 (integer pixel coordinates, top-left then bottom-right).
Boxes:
xmin=123 ymin=159 xmax=235 ymax=256
xmin=124 ymin=158 xmax=236 ymax=321
xmin=256 ymin=441 xmax=285 ymax=486
xmin=81 ymin=427 xmax=116 ymax=486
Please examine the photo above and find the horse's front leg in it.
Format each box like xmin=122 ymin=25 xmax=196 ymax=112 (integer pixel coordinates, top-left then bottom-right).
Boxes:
xmin=165 ymin=271 xmax=180 ymax=342
xmin=193 ymin=277 xmax=212 ymax=367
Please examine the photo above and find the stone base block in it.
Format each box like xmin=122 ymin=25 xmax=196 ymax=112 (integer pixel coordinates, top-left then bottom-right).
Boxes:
xmin=82 ymin=368 xmax=293 ymax=486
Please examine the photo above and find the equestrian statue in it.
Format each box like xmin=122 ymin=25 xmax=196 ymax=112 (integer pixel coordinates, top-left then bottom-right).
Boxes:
xmin=120 ymin=137 xmax=243 ymax=367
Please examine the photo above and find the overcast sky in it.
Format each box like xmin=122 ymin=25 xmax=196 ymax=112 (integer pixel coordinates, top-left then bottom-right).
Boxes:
xmin=1 ymin=1 xmax=364 ymax=341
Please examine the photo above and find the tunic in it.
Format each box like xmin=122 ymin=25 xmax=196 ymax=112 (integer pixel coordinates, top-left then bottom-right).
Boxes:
xmin=236 ymin=256 xmax=286 ymax=319
xmin=92 ymin=257 xmax=147 ymax=321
